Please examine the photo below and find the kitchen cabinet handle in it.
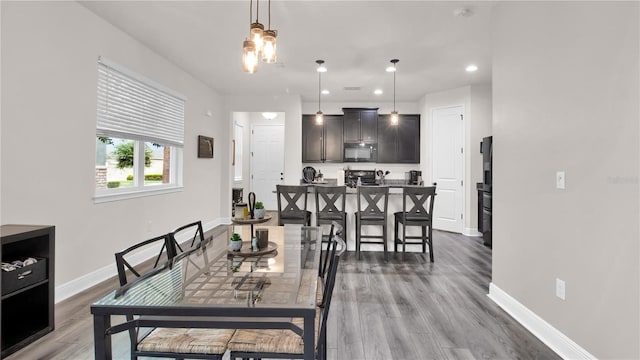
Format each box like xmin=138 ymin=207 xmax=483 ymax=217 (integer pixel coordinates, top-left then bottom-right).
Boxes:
xmin=433 ymin=182 xmax=437 ymax=186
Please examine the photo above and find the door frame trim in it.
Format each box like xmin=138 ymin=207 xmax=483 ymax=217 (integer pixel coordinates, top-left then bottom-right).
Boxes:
xmin=429 ymin=104 xmax=465 ymax=233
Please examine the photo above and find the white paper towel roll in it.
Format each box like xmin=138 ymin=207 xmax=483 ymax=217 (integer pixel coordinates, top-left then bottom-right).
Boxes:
xmin=337 ymin=170 xmax=345 ymax=186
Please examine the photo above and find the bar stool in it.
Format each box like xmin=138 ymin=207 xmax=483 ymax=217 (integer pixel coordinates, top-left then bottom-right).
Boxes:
xmin=355 ymin=186 xmax=389 ymax=261
xmin=315 ymin=185 xmax=347 ymax=240
xmin=276 ymin=185 xmax=311 ymax=226
xmin=394 ymin=186 xmax=437 ymax=261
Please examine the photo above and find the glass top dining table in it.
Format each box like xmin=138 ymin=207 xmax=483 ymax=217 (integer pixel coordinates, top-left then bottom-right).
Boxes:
xmin=91 ymin=225 xmax=322 ymax=360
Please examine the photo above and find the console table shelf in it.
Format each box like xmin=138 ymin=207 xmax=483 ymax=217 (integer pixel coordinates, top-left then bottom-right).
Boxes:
xmin=0 ymin=225 xmax=55 ymax=359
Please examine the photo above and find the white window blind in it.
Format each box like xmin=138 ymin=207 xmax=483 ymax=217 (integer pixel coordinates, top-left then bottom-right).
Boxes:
xmin=97 ymin=57 xmax=185 ymax=146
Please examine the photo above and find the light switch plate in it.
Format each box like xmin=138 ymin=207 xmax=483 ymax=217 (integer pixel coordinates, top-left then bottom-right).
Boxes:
xmin=556 ymin=171 xmax=565 ymax=189
xmin=556 ymin=278 xmax=566 ymax=300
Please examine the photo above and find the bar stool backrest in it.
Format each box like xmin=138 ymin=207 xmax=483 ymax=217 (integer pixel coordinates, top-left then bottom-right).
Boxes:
xmin=276 ymin=185 xmax=310 ymax=225
xmin=357 ymin=186 xmax=389 ymax=218
xmin=402 ymin=186 xmax=436 ymax=221
xmin=315 ymin=186 xmax=347 ymax=219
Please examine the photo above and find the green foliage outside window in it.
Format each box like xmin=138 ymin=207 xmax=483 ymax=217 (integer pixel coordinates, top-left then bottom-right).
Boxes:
xmin=114 ymin=142 xmax=152 ymax=169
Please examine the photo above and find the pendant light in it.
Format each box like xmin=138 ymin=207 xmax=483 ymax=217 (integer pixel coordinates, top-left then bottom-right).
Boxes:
xmin=389 ymin=59 xmax=399 ymax=125
xmin=315 ymin=60 xmax=325 ymax=125
xmin=261 ymin=0 xmax=277 ymax=63
xmin=250 ymin=0 xmax=264 ymax=55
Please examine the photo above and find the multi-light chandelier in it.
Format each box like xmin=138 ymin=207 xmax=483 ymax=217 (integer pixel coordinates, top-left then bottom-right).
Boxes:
xmin=242 ymin=0 xmax=277 ymax=73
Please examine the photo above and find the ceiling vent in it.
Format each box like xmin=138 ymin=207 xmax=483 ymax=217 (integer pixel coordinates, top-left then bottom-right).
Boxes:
xmin=343 ymin=86 xmax=361 ymax=91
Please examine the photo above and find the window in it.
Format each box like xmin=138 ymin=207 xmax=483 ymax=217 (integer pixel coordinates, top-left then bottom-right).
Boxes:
xmin=234 ymin=122 xmax=243 ymax=181
xmin=95 ymin=57 xmax=185 ymax=201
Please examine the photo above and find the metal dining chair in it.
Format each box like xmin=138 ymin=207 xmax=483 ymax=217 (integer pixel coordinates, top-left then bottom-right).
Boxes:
xmin=114 ymin=232 xmax=234 ymax=360
xmin=393 ymin=186 xmax=437 ymax=261
xmin=227 ymin=235 xmax=346 ymax=360
xmin=355 ymin=186 xmax=389 ymax=261
xmin=276 ymin=185 xmax=312 ymax=226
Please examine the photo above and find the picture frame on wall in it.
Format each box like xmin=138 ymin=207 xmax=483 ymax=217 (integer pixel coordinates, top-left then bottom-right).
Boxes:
xmin=198 ymin=135 xmax=214 ymax=158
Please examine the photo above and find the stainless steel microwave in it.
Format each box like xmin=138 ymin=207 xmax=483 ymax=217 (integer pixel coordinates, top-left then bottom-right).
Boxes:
xmin=344 ymin=143 xmax=377 ymax=162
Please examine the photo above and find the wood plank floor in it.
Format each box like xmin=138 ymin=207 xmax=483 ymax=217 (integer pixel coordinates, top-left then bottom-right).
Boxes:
xmin=7 ymin=226 xmax=560 ymax=360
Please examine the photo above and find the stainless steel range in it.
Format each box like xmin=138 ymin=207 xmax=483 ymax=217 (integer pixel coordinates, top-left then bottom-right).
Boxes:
xmin=344 ymin=169 xmax=377 ymax=187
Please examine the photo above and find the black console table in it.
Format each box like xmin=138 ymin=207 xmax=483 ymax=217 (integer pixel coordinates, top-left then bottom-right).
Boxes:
xmin=0 ymin=225 xmax=55 ymax=358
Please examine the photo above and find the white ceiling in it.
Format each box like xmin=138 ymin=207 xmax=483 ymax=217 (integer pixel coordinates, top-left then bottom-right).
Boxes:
xmin=80 ymin=1 xmax=495 ymax=103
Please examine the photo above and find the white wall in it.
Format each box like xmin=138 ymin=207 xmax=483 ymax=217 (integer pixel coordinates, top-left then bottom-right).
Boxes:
xmin=492 ymin=2 xmax=638 ymax=358
xmin=1 ymin=2 xmax=225 ymax=298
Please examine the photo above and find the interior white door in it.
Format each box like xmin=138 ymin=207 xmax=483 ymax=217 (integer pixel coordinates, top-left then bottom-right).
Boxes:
xmin=251 ymin=124 xmax=285 ymax=210
xmin=431 ymin=105 xmax=464 ymax=233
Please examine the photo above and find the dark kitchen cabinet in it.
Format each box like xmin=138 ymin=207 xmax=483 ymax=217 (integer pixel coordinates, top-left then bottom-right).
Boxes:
xmin=302 ymin=115 xmax=343 ymax=163
xmin=377 ymin=114 xmax=420 ymax=163
xmin=0 ymin=225 xmax=55 ymax=359
xmin=343 ymin=108 xmax=378 ymax=143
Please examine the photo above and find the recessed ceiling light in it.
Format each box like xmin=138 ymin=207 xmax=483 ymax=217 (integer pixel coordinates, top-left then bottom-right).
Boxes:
xmin=321 ymin=89 xmax=330 ymax=95
xmin=466 ymin=64 xmax=478 ymax=72
xmin=374 ymin=89 xmax=383 ymax=95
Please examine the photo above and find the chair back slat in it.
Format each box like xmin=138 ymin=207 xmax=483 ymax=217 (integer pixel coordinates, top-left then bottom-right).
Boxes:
xmin=169 ymin=220 xmax=205 ymax=256
xmin=114 ymin=234 xmax=172 ymax=286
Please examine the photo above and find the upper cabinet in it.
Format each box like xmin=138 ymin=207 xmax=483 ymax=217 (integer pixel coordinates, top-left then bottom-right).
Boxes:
xmin=343 ymin=108 xmax=378 ymax=143
xmin=377 ymin=114 xmax=420 ymax=163
xmin=302 ymin=115 xmax=343 ymax=163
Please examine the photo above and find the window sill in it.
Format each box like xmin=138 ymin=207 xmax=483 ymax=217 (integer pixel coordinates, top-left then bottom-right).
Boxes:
xmin=94 ymin=186 xmax=183 ymax=204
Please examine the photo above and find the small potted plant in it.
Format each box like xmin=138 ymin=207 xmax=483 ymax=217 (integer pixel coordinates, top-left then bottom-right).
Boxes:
xmin=230 ymin=232 xmax=243 ymax=251
xmin=254 ymin=201 xmax=265 ymax=219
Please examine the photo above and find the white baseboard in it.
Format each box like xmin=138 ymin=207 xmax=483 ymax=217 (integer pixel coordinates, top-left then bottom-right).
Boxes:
xmin=488 ymin=283 xmax=597 ymax=360
xmin=463 ymin=227 xmax=482 ymax=237
xmin=55 ymin=218 xmax=232 ymax=303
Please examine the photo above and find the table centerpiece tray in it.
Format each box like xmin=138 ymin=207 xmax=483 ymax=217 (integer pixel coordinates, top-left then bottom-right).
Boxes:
xmin=228 ymin=241 xmax=278 ymax=257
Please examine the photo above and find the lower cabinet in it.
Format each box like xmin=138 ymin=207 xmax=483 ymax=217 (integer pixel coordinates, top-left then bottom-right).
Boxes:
xmin=0 ymin=225 xmax=55 ymax=358
xmin=377 ymin=114 xmax=420 ymax=163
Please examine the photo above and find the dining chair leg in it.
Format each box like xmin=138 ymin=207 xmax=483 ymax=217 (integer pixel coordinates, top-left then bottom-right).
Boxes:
xmin=393 ymin=217 xmax=399 ymax=253
xmin=402 ymin=222 xmax=407 ymax=254
xmin=383 ymin=223 xmax=388 ymax=262
xmin=422 ymin=225 xmax=427 ymax=253
xmin=356 ymin=216 xmax=361 ymax=260
xmin=428 ymin=225 xmax=434 ymax=262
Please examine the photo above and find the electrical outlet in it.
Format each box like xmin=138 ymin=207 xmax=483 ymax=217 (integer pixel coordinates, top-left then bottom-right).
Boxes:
xmin=556 ymin=171 xmax=566 ymax=189
xmin=556 ymin=278 xmax=566 ymax=300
